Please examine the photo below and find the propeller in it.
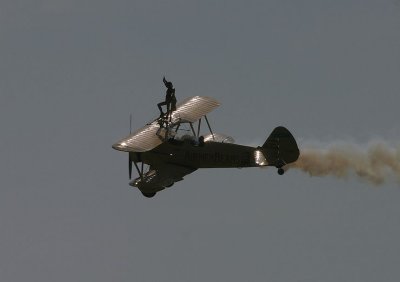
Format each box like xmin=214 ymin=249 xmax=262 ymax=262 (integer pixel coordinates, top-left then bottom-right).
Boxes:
xmin=129 ymin=113 xmax=132 ymax=134
xmin=129 ymin=113 xmax=132 ymax=179
xmin=129 ymin=152 xmax=133 ymax=179
xmin=127 ymin=114 xmax=143 ymax=180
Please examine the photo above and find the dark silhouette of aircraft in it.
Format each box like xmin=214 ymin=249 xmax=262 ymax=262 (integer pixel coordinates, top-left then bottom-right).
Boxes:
xmin=112 ymin=96 xmax=299 ymax=198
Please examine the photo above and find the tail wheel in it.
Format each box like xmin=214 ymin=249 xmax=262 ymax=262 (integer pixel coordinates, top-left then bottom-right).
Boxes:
xmin=277 ymin=168 xmax=285 ymax=175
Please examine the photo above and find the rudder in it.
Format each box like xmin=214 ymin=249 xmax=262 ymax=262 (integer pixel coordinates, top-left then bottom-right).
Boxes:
xmin=262 ymin=126 xmax=300 ymax=167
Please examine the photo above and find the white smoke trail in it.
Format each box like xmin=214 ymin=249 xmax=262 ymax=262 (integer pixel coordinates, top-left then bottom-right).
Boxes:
xmin=286 ymin=142 xmax=400 ymax=185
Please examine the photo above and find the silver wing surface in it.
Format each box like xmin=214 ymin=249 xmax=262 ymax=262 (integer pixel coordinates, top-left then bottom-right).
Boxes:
xmin=170 ymin=96 xmax=220 ymax=123
xmin=112 ymin=96 xmax=220 ymax=152
xmin=112 ymin=123 xmax=166 ymax=152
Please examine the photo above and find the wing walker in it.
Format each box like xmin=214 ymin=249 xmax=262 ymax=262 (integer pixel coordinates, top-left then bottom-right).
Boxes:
xmin=112 ymin=78 xmax=300 ymax=198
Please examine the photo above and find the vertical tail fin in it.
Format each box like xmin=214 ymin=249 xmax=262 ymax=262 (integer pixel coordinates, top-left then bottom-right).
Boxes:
xmin=262 ymin=126 xmax=300 ymax=167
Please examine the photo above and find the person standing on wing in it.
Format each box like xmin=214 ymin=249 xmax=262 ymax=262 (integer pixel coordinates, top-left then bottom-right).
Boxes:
xmin=157 ymin=77 xmax=176 ymax=120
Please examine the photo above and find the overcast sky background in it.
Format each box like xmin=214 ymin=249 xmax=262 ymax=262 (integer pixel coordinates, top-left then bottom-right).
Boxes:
xmin=1 ymin=1 xmax=400 ymax=281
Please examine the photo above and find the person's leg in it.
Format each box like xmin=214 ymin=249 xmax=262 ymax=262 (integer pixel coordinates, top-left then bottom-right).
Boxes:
xmin=166 ymin=103 xmax=172 ymax=122
xmin=157 ymin=101 xmax=167 ymax=115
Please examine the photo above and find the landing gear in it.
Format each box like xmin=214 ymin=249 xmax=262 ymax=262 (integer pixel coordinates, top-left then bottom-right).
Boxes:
xmin=277 ymin=168 xmax=285 ymax=175
xmin=142 ymin=192 xmax=156 ymax=198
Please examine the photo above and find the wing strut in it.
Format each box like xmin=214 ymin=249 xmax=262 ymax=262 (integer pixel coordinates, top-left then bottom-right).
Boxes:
xmin=175 ymin=123 xmax=181 ymax=133
xmin=204 ymin=115 xmax=215 ymax=140
xmin=189 ymin=123 xmax=196 ymax=138
xmin=197 ymin=118 xmax=201 ymax=137
xmin=133 ymin=161 xmax=144 ymax=181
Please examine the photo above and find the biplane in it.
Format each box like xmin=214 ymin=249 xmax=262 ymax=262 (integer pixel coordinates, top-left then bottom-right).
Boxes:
xmin=112 ymin=96 xmax=300 ymax=198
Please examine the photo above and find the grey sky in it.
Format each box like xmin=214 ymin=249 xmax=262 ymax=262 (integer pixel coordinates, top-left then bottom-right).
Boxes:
xmin=1 ymin=1 xmax=400 ymax=281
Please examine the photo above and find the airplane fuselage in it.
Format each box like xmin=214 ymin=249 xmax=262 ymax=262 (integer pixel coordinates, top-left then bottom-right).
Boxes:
xmin=140 ymin=139 xmax=261 ymax=169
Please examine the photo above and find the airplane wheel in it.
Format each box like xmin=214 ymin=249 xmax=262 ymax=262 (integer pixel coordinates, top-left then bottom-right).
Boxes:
xmin=165 ymin=183 xmax=174 ymax=188
xmin=142 ymin=192 xmax=156 ymax=198
xmin=277 ymin=168 xmax=285 ymax=175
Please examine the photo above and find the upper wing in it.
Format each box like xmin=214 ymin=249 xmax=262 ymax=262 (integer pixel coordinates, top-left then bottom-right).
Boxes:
xmin=170 ymin=96 xmax=220 ymax=123
xmin=112 ymin=123 xmax=166 ymax=152
xmin=112 ymin=96 xmax=220 ymax=152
